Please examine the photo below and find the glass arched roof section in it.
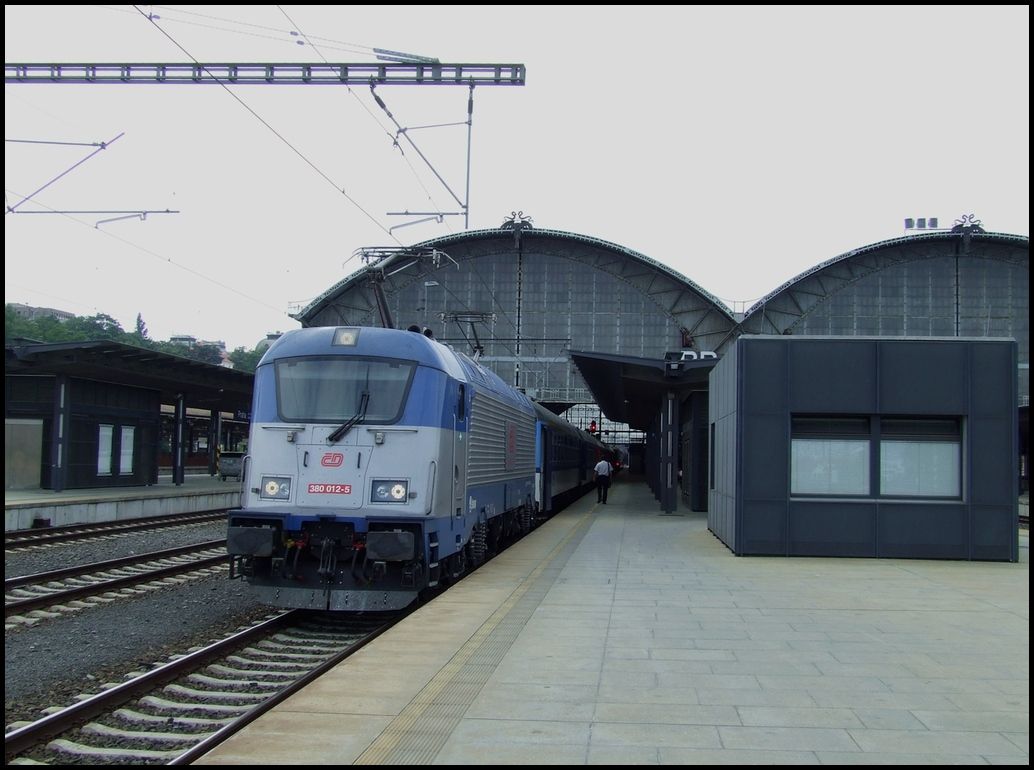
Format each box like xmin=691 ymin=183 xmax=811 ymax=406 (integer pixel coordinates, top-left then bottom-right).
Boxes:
xmin=740 ymin=230 xmax=1029 ymax=400
xmin=293 ymin=226 xmax=739 ymax=405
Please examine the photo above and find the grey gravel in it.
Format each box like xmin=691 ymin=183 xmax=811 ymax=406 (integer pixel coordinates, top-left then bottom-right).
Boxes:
xmin=5 ymin=521 xmax=273 ymax=729
xmin=5 ymin=521 xmax=229 ymax=579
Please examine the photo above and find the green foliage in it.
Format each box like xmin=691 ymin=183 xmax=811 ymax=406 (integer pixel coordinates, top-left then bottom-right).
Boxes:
xmin=4 ymin=305 xmax=263 ymax=371
xmin=6 ymin=308 xmax=127 ymax=344
xmin=150 ymin=340 xmax=194 ymax=358
xmin=5 ymin=305 xmax=38 ymax=343
xmin=64 ymin=313 xmax=126 ymax=341
xmin=228 ymin=346 xmax=264 ymax=374
xmin=190 ymin=343 xmax=225 ymax=366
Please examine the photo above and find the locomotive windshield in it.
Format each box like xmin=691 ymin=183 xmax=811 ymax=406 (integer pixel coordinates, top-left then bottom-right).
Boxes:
xmin=275 ymin=357 xmax=414 ymax=423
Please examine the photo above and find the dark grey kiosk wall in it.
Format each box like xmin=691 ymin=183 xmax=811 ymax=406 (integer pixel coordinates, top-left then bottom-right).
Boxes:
xmin=709 ymin=336 xmax=1018 ymax=562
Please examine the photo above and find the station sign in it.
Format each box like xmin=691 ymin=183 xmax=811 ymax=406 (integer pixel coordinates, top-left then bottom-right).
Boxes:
xmin=664 ymin=350 xmax=719 ymax=362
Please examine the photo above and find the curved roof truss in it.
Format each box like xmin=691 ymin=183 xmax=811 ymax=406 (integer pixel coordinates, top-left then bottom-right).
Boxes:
xmin=295 ymin=227 xmax=738 ymax=352
xmin=740 ymin=231 xmax=1028 ymax=335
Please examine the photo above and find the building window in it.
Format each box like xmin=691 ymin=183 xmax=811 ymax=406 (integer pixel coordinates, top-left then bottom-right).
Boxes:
xmin=791 ymin=415 xmax=963 ymax=499
xmin=98 ymin=424 xmax=114 ymax=476
xmin=880 ymin=418 xmax=961 ymax=498
xmin=791 ymin=417 xmax=870 ymax=496
xmin=119 ymin=426 xmax=135 ymax=475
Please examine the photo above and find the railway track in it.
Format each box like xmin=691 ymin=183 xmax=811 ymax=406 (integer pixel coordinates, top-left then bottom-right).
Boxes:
xmin=4 ymin=609 xmax=402 ymax=765
xmin=4 ymin=511 xmax=227 ymax=552
xmin=5 ymin=540 xmax=228 ymax=627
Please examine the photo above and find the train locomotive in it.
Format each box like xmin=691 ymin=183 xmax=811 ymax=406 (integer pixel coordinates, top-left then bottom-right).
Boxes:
xmin=227 ymin=325 xmax=608 ymax=611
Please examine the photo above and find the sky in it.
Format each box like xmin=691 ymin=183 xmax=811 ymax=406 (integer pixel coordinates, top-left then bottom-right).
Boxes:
xmin=5 ymin=5 xmax=1029 ymax=352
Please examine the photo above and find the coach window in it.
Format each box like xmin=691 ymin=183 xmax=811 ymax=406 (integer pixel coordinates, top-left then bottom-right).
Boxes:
xmin=790 ymin=416 xmax=870 ymax=496
xmin=879 ymin=418 xmax=961 ymax=498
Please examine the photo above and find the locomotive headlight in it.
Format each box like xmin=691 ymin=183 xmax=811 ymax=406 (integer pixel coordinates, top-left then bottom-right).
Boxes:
xmin=371 ymin=479 xmax=408 ymax=503
xmin=260 ymin=476 xmax=292 ymax=500
xmin=332 ymin=327 xmax=360 ymax=346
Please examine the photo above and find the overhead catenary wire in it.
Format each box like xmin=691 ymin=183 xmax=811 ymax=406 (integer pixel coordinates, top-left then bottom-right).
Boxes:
xmin=274 ymin=5 xmax=453 ymax=236
xmin=132 ymin=5 xmax=401 ymax=246
xmin=270 ymin=8 xmax=489 ymax=327
xmin=369 ymin=85 xmax=466 ymax=211
xmin=5 ymin=280 xmax=105 ymax=316
xmin=5 ymin=186 xmax=289 ymax=317
xmin=109 ymin=0 xmax=457 ymax=227
xmin=99 ymin=4 xmax=377 ymax=56
xmin=433 ymin=280 xmax=520 ymax=361
xmin=6 ymin=90 xmax=95 ymax=135
xmin=9 ymin=208 xmax=180 ymax=229
xmin=147 ymin=4 xmax=383 ymax=56
xmin=63 ymin=6 xmax=477 ymax=242
xmin=6 ymin=138 xmax=109 ymax=147
xmin=9 ymin=6 xmax=513 ymax=351
xmin=272 ymin=4 xmax=404 ymax=143
xmin=5 ymin=132 xmax=124 ymax=215
xmin=12 ymin=209 xmax=179 ymax=215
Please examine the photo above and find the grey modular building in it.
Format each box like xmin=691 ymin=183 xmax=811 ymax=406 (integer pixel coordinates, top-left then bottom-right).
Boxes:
xmin=710 ymin=336 xmax=1019 ymax=561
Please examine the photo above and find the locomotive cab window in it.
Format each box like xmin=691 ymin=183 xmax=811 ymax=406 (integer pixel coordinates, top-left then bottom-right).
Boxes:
xmin=275 ymin=357 xmax=415 ymax=424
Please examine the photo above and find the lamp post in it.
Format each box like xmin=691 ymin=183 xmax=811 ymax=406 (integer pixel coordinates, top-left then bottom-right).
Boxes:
xmin=423 ymin=280 xmax=439 ymax=325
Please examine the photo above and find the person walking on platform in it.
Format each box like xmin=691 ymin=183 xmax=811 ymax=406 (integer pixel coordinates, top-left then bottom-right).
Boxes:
xmin=593 ymin=457 xmax=613 ymax=504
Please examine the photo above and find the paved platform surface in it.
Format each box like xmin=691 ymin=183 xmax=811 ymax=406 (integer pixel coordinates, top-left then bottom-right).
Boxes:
xmin=197 ymin=479 xmax=1028 ymax=765
xmin=5 ymin=473 xmax=232 ymax=505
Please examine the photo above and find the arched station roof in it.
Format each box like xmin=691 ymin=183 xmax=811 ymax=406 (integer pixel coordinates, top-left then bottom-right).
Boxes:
xmin=739 ymin=229 xmax=1029 ymax=401
xmin=293 ymin=223 xmax=1028 ymax=413
xmin=740 ymin=230 xmax=1028 ymax=334
xmin=295 ymin=225 xmax=739 ymax=406
xmin=297 ymin=227 xmax=736 ymax=334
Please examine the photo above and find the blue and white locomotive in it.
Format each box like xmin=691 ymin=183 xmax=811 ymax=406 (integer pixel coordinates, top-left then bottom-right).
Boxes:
xmin=227 ymin=325 xmax=605 ymax=611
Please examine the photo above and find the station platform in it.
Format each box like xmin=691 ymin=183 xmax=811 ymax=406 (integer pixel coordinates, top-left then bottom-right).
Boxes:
xmin=196 ymin=478 xmax=1029 ymax=765
xmin=4 ymin=474 xmax=241 ymax=532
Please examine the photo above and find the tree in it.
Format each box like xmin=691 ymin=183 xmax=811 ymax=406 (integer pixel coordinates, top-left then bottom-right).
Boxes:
xmin=63 ymin=313 xmax=125 ymax=341
xmin=127 ymin=313 xmax=150 ymax=347
xmin=150 ymin=340 xmax=224 ymax=365
xmin=4 ymin=304 xmax=242 ymax=371
xmin=33 ymin=315 xmax=74 ymax=341
xmin=189 ymin=343 xmax=225 ymax=367
xmin=228 ymin=346 xmax=264 ymax=373
xmin=4 ymin=305 xmax=39 ymax=343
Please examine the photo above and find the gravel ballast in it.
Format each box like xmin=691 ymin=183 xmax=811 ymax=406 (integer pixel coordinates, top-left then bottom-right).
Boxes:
xmin=5 ymin=520 xmax=230 ymax=579
xmin=5 ymin=522 xmax=272 ymax=729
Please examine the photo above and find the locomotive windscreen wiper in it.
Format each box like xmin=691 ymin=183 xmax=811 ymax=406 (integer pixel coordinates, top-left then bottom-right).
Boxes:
xmin=327 ymin=390 xmax=369 ymax=444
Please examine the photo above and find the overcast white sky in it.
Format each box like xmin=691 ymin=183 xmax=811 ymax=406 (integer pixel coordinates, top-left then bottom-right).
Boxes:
xmin=5 ymin=5 xmax=1029 ymax=351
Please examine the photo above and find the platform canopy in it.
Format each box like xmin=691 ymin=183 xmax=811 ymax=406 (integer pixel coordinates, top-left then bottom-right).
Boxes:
xmin=569 ymin=350 xmax=716 ymax=430
xmin=5 ymin=340 xmax=253 ymax=413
